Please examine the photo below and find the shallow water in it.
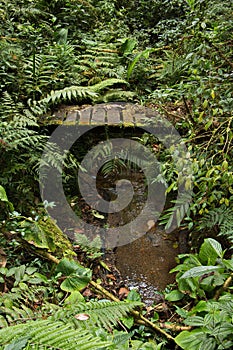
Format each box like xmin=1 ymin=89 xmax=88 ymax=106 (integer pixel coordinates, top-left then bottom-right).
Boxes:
xmin=98 ymin=170 xmax=181 ymax=304
xmin=115 ymin=227 xmax=179 ymax=304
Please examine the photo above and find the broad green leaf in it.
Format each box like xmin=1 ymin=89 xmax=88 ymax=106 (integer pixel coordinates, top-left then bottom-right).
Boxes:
xmin=26 ymin=267 xmax=37 ymax=275
xmin=191 ymin=300 xmax=208 ymax=313
xmin=60 ymin=272 xmax=91 ymax=292
xmin=20 ymin=221 xmax=55 ymax=251
xmin=56 ymin=258 xmax=90 ymax=276
xmin=199 ymin=238 xmax=223 ymax=265
xmin=120 ymin=38 xmax=137 ymax=55
xmin=126 ymin=289 xmax=141 ymax=302
xmin=34 ymin=273 xmax=48 ymax=283
xmin=64 ymin=291 xmax=85 ymax=304
xmin=165 ymin=290 xmax=184 ymax=301
xmin=184 ymin=316 xmax=204 ymax=326
xmin=180 ymin=266 xmax=220 ymax=279
xmin=56 ymin=258 xmax=92 ymax=292
xmin=222 ymin=258 xmax=233 ymax=271
xmin=4 ymin=336 xmax=29 ymax=350
xmin=175 ymin=329 xmax=209 ymax=349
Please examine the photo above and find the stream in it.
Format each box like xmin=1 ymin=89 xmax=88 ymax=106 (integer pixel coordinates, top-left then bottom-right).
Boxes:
xmin=99 ymin=170 xmax=183 ymax=305
xmin=63 ymin=127 xmax=188 ymax=305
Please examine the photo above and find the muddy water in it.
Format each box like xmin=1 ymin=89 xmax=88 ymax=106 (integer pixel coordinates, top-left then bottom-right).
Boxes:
xmin=101 ymin=170 xmax=181 ymax=305
xmin=115 ymin=227 xmax=179 ymax=304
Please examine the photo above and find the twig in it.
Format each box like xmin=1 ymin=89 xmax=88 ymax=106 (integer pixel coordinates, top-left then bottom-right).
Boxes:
xmin=160 ymin=323 xmax=192 ymax=331
xmin=182 ymin=95 xmax=195 ymax=125
xmin=88 ymin=281 xmax=175 ymax=340
xmin=214 ymin=273 xmax=233 ymax=300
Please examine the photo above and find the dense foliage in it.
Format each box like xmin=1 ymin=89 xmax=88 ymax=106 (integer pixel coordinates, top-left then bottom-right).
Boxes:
xmin=0 ymin=0 xmax=232 ymax=349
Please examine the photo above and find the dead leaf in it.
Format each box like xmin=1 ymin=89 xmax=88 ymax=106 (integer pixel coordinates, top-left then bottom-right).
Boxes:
xmin=106 ymin=274 xmax=116 ymax=281
xmin=0 ymin=248 xmax=7 ymax=267
xmin=74 ymin=313 xmax=90 ymax=321
xmin=83 ymin=288 xmax=92 ymax=297
xmin=147 ymin=220 xmax=155 ymax=230
xmin=74 ymin=228 xmax=84 ymax=234
xmin=118 ymin=287 xmax=129 ymax=298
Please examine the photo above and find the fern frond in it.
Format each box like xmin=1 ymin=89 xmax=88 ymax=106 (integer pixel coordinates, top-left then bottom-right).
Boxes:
xmin=0 ymin=320 xmax=112 ymax=349
xmin=74 ymin=233 xmax=103 ymax=259
xmin=41 ymin=86 xmax=98 ymax=104
xmin=201 ymin=206 xmax=233 ymax=245
xmin=52 ymin=300 xmax=142 ymax=330
xmin=89 ymin=78 xmax=129 ymax=93
xmin=95 ymin=89 xmax=136 ymax=103
xmin=0 ymin=304 xmax=35 ymax=326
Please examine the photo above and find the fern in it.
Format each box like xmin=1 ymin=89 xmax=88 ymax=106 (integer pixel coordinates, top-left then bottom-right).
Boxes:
xmin=41 ymin=85 xmax=98 ymax=105
xmin=0 ymin=304 xmax=35 ymax=326
xmin=89 ymin=78 xmax=129 ymax=93
xmin=0 ymin=300 xmax=141 ymax=349
xmin=0 ymin=320 xmax=112 ymax=349
xmin=77 ymin=42 xmax=124 ymax=84
xmin=74 ymin=233 xmax=103 ymax=259
xmin=200 ymin=206 xmax=233 ymax=245
xmin=96 ymin=89 xmax=136 ymax=103
xmin=41 ymin=78 xmax=131 ymax=106
xmin=52 ymin=300 xmax=142 ymax=330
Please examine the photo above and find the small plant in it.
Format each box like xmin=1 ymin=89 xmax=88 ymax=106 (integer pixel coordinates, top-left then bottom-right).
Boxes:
xmin=165 ymin=238 xmax=233 ymax=349
xmin=74 ymin=233 xmax=103 ymax=260
xmin=170 ymin=238 xmax=233 ymax=299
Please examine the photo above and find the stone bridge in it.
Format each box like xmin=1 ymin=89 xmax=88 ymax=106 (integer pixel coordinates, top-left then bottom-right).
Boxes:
xmin=50 ymin=102 xmax=159 ymax=127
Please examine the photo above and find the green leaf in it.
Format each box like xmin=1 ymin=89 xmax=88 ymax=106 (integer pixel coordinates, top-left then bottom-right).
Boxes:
xmin=0 ymin=185 xmax=7 ymax=201
xmin=222 ymin=259 xmax=233 ymax=271
xmin=4 ymin=336 xmax=29 ymax=350
xmin=191 ymin=300 xmax=208 ymax=313
xmin=120 ymin=38 xmax=137 ymax=55
xmin=56 ymin=258 xmax=88 ymax=276
xmin=56 ymin=258 xmax=92 ymax=292
xmin=180 ymin=266 xmax=220 ymax=279
xmin=60 ymin=273 xmax=91 ymax=292
xmin=21 ymin=221 xmax=56 ymax=251
xmin=0 ymin=185 xmax=14 ymax=211
xmin=126 ymin=289 xmax=141 ymax=302
xmin=175 ymin=329 xmax=209 ymax=350
xmin=121 ymin=315 xmax=134 ymax=329
xmin=14 ymin=265 xmax=26 ymax=284
xmin=199 ymin=238 xmax=223 ymax=265
xmin=184 ymin=316 xmax=204 ymax=326
xmin=64 ymin=291 xmax=85 ymax=304
xmin=127 ymin=48 xmax=152 ymax=80
xmin=165 ymin=290 xmax=184 ymax=301
xmin=211 ymin=323 xmax=233 ymax=338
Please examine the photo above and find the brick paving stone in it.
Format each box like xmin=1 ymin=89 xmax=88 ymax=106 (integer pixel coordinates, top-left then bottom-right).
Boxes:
xmin=91 ymin=106 xmax=107 ymax=125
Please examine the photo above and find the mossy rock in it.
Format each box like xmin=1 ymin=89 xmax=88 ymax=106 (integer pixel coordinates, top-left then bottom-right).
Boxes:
xmin=21 ymin=216 xmax=75 ymax=259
